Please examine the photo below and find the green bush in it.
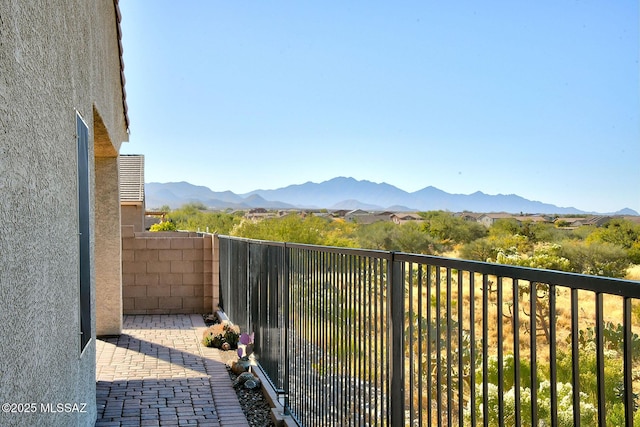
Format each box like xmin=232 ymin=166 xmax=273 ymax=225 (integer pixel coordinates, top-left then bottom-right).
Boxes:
xmin=149 ymin=220 xmax=177 ymax=232
xmin=465 ymin=353 xmax=597 ymax=427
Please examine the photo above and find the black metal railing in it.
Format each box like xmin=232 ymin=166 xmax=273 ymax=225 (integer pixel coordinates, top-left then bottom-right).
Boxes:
xmin=217 ymin=235 xmax=640 ymax=426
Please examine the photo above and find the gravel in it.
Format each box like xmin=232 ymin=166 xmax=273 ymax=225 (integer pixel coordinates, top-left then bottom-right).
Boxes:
xmin=228 ymin=367 xmax=275 ymax=427
xmin=203 ymin=314 xmax=275 ymax=426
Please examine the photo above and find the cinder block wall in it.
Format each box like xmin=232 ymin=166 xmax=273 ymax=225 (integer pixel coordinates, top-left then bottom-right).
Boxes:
xmin=121 ymin=204 xmax=145 ymax=232
xmin=122 ymin=226 xmax=215 ymax=314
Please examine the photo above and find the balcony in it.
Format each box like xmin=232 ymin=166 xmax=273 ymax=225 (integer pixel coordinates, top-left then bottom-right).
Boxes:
xmin=216 ymin=235 xmax=640 ymax=426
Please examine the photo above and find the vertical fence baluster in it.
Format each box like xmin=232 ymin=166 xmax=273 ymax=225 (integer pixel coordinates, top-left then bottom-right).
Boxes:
xmin=390 ymin=253 xmax=405 ymax=427
xmin=549 ymin=284 xmax=558 ymax=427
xmin=436 ymin=267 xmax=443 ymax=427
xmin=596 ymin=292 xmax=606 ymax=426
xmin=624 ymin=297 xmax=633 ymax=427
xmin=357 ymin=254 xmax=363 ymax=424
xmin=571 ymin=288 xmax=580 ymax=427
xmin=446 ymin=267 xmax=453 ymax=426
xmin=418 ymin=265 xmax=424 ymax=427
xmin=283 ymin=244 xmax=290 ymax=415
xmin=497 ymin=277 xmax=504 ymax=426
xmin=530 ymin=280 xmax=538 ymax=427
xmin=367 ymin=257 xmax=373 ymax=425
xmin=313 ymin=250 xmax=318 ymax=426
xmin=408 ymin=262 xmax=415 ymax=425
xmin=298 ymin=248 xmax=303 ymax=422
xmin=482 ymin=274 xmax=489 ymax=427
xmin=386 ymin=257 xmax=391 ymax=424
xmin=341 ymin=253 xmax=347 ymax=424
xmin=457 ymin=269 xmax=464 ymax=427
xmin=513 ymin=279 xmax=522 ymax=427
xmin=426 ymin=264 xmax=433 ymax=425
xmin=469 ymin=271 xmax=476 ymax=427
xmin=372 ymin=257 xmax=379 ymax=425
xmin=331 ymin=251 xmax=338 ymax=422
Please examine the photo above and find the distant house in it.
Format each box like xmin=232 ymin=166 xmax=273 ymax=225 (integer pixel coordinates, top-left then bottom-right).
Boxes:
xmin=554 ymin=217 xmax=587 ymax=228
xmin=477 ymin=213 xmax=516 ymax=228
xmin=245 ymin=208 xmax=278 ymax=220
xmin=119 ymin=154 xmax=146 ymax=232
xmin=513 ymin=215 xmax=549 ymax=224
xmin=391 ymin=213 xmax=424 ymax=225
xmin=555 ymin=216 xmax=612 ymax=228
xmin=345 ymin=209 xmax=392 ymax=224
xmin=331 ymin=210 xmax=351 ymax=218
xmin=478 ymin=213 xmax=550 ymax=228
xmin=580 ymin=216 xmax=612 ymax=227
xmin=345 ymin=209 xmax=370 ymax=222
xmin=455 ymin=212 xmax=484 ymax=222
xmin=1 ymin=2 xmax=129 ymax=425
xmin=622 ymin=215 xmax=640 ymax=224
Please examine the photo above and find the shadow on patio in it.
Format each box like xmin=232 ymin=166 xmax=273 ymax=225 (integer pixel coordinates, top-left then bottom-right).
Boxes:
xmin=95 ymin=314 xmax=249 ymax=427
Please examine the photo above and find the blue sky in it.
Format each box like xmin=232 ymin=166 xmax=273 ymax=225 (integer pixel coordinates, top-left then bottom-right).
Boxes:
xmin=119 ymin=1 xmax=639 ymax=213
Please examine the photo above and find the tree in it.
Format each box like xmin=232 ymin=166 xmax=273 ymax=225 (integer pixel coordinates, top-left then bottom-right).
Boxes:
xmin=586 ymin=218 xmax=640 ymax=263
xmin=167 ymin=203 xmax=242 ymax=234
xmin=420 ymin=211 xmax=487 ymax=249
xmin=355 ymin=221 xmax=396 ymax=250
xmin=459 ymin=237 xmax=496 ymax=262
xmin=395 ymin=221 xmax=439 ymax=254
xmin=355 ymin=221 xmax=439 ymax=254
xmin=587 ymin=218 xmax=640 ymax=248
xmin=559 ymin=241 xmax=631 ymax=278
xmin=495 ymin=243 xmax=571 ymax=343
xmin=489 ymin=218 xmax=522 ymax=238
xmin=231 ymin=213 xmax=347 ymax=245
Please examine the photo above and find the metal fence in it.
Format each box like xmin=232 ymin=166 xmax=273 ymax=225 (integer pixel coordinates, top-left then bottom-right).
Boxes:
xmin=217 ymin=235 xmax=640 ymax=426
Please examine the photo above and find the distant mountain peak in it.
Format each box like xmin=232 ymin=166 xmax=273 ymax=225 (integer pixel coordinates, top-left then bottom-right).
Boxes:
xmin=144 ymin=178 xmax=636 ymax=215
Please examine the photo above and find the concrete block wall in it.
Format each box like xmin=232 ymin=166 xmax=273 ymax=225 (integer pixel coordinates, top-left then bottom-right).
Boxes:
xmin=122 ymin=226 xmax=216 ymax=314
xmin=121 ymin=204 xmax=145 ymax=232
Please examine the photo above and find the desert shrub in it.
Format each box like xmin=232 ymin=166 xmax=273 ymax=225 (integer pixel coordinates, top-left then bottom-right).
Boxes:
xmin=559 ymin=241 xmax=631 ymax=278
xmin=149 ymin=220 xmax=177 ymax=232
xmin=495 ymin=243 xmax=571 ymax=272
xmin=459 ymin=237 xmax=496 ymax=262
xmin=167 ymin=204 xmax=242 ymax=234
xmin=231 ymin=213 xmax=338 ymax=245
xmin=420 ymin=210 xmax=487 ymax=248
xmin=202 ymin=323 xmax=240 ymax=349
xmin=465 ymin=354 xmax=596 ymax=427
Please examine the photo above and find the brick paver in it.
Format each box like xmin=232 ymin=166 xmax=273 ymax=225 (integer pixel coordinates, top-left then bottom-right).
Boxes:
xmin=96 ymin=314 xmax=249 ymax=426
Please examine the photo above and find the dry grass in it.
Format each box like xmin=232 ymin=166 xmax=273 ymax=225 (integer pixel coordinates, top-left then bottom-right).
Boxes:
xmin=627 ymin=264 xmax=640 ymax=281
xmin=406 ymin=268 xmax=635 ymax=363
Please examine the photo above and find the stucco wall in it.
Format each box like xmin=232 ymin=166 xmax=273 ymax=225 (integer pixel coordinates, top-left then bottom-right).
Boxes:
xmin=0 ymin=1 xmax=127 ymax=426
xmin=95 ymin=157 xmax=123 ymax=336
xmin=121 ymin=228 xmax=216 ymax=315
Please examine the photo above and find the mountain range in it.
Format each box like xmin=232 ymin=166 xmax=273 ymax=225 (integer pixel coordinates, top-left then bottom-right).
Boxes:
xmin=144 ymin=177 xmax=638 ymax=216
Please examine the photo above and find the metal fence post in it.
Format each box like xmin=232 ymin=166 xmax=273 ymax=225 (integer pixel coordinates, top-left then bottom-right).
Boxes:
xmin=389 ymin=252 xmax=405 ymax=427
xmin=283 ymin=242 xmax=290 ymax=415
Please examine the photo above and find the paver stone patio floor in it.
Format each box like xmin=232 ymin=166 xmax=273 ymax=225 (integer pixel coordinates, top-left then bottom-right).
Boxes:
xmin=96 ymin=314 xmax=249 ymax=427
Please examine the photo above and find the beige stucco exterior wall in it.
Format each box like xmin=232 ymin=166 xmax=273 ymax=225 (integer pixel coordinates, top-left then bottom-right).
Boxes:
xmin=0 ymin=1 xmax=128 ymax=426
xmin=95 ymin=157 xmax=123 ymax=336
